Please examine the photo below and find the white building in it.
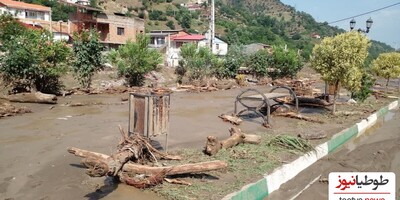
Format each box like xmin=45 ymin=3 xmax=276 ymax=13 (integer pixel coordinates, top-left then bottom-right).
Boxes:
xmin=199 ymin=37 xmax=228 ymax=56
xmin=0 ymin=0 xmax=51 ymax=27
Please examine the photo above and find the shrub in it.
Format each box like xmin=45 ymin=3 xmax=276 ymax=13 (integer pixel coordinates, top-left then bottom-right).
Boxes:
xmin=247 ymin=50 xmax=272 ymax=78
xmin=108 ymin=34 xmax=162 ymax=86
xmin=166 ymin=20 xmax=175 ymax=30
xmin=0 ymin=17 xmax=70 ymax=94
xmin=178 ymin=43 xmax=214 ymax=81
xmin=268 ymin=46 xmax=301 ymax=79
xmin=72 ymin=29 xmax=103 ymax=89
xmin=214 ymin=45 xmax=245 ymax=79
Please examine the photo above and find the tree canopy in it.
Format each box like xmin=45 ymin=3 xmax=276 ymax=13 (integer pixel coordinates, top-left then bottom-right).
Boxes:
xmin=310 ymin=31 xmax=370 ymax=113
xmin=372 ymin=52 xmax=400 ymax=87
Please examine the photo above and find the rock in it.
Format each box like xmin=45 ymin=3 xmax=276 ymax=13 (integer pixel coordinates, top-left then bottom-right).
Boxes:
xmin=347 ymin=99 xmax=357 ymax=104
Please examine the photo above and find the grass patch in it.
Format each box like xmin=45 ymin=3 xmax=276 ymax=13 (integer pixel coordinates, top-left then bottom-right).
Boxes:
xmin=151 ymin=134 xmax=281 ymax=200
xmin=268 ymin=135 xmax=314 ymax=154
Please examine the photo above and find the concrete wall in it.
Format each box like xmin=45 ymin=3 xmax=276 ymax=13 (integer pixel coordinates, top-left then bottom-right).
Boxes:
xmin=69 ymin=12 xmax=145 ymax=45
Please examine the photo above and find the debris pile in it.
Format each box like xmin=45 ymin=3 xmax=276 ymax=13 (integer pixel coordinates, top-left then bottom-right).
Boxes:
xmin=0 ymin=103 xmax=32 ymax=118
xmin=68 ymin=126 xmax=227 ymax=188
xmin=272 ymin=78 xmax=320 ymax=97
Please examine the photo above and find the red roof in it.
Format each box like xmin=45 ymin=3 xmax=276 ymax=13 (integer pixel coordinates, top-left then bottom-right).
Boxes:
xmin=172 ymin=34 xmax=205 ymax=41
xmin=0 ymin=0 xmax=51 ymax=12
xmin=18 ymin=21 xmax=43 ymax=30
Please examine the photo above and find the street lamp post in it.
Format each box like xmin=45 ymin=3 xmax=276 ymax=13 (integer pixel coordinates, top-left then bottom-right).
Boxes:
xmin=58 ymin=20 xmax=63 ymax=41
xmin=350 ymin=17 xmax=373 ymax=33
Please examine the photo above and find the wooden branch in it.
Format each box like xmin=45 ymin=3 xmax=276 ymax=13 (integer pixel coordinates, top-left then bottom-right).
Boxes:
xmin=68 ymin=147 xmax=227 ymax=176
xmin=164 ymin=178 xmax=192 ymax=186
xmin=274 ymin=112 xmax=324 ymax=124
xmin=298 ymin=131 xmax=327 ymax=140
xmin=219 ymin=114 xmax=243 ymax=125
xmin=123 ymin=161 xmax=228 ymax=176
xmin=229 ymin=127 xmax=261 ymax=144
xmin=205 ymin=127 xmax=261 ymax=155
xmin=135 ymin=135 xmax=182 ymax=160
xmin=1 ymin=92 xmax=57 ymax=104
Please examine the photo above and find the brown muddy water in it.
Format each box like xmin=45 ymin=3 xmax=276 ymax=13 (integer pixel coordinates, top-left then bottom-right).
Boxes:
xmin=1 ymin=87 xmax=397 ymax=200
xmin=0 ymin=86 xmax=274 ymax=200
xmin=267 ymin=109 xmax=400 ymax=200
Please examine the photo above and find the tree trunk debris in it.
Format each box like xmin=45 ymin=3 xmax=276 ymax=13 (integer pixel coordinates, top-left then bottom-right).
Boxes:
xmin=205 ymin=127 xmax=261 ymax=156
xmin=219 ymin=114 xmax=243 ymax=125
xmin=68 ymin=127 xmax=227 ymax=189
xmin=298 ymin=131 xmax=327 ymax=140
xmin=164 ymin=178 xmax=192 ymax=186
xmin=1 ymin=92 xmax=57 ymax=104
xmin=274 ymin=112 xmax=324 ymax=124
xmin=0 ymin=103 xmax=32 ymax=118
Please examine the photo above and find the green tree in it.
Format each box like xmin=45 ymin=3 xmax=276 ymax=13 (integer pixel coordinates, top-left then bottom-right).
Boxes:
xmin=310 ymin=31 xmax=370 ymax=113
xmin=372 ymin=52 xmax=400 ymax=89
xmin=268 ymin=46 xmax=301 ymax=79
xmin=247 ymin=50 xmax=272 ymax=78
xmin=72 ymin=29 xmax=103 ymax=89
xmin=166 ymin=20 xmax=175 ymax=30
xmin=178 ymin=43 xmax=214 ymax=81
xmin=214 ymin=45 xmax=245 ymax=79
xmin=0 ymin=17 xmax=70 ymax=93
xmin=179 ymin=12 xmax=192 ymax=29
xmin=108 ymin=34 xmax=162 ymax=86
xmin=0 ymin=14 xmax=26 ymax=50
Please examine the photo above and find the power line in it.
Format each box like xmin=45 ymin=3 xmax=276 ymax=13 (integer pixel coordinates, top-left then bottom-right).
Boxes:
xmin=328 ymin=2 xmax=400 ymax=24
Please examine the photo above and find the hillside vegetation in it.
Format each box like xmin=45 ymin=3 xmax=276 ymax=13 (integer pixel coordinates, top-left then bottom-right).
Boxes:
xmin=21 ymin=0 xmax=394 ymax=61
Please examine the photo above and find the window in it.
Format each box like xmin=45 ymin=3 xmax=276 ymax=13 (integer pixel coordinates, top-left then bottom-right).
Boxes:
xmin=216 ymin=43 xmax=220 ymax=50
xmin=117 ymin=27 xmax=125 ymax=35
xmin=26 ymin=11 xmax=37 ymax=19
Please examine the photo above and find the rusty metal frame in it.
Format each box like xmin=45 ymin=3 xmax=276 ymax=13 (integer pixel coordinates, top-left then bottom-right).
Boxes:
xmin=234 ymin=86 xmax=298 ymax=126
xmin=128 ymin=92 xmax=170 ymax=152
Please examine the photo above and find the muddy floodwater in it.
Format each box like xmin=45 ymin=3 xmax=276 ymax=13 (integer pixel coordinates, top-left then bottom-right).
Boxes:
xmin=267 ymin=110 xmax=400 ymax=200
xmin=0 ymin=85 xmax=398 ymax=199
xmin=0 ymin=86 xmax=275 ymax=200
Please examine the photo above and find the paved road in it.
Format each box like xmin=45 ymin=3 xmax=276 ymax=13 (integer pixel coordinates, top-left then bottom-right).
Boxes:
xmin=267 ymin=110 xmax=400 ymax=200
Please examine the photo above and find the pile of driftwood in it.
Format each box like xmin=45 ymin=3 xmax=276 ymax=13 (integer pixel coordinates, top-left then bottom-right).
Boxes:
xmin=273 ymin=78 xmax=320 ymax=97
xmin=0 ymin=103 xmax=32 ymax=118
xmin=177 ymin=80 xmax=237 ymax=93
xmin=68 ymin=127 xmax=228 ymax=188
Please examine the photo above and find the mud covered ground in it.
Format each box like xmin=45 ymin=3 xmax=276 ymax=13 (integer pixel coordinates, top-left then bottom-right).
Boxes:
xmin=0 ymin=81 xmax=397 ymax=200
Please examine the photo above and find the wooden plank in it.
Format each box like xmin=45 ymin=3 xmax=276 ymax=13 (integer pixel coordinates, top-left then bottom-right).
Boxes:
xmin=128 ymin=94 xmax=135 ymax=134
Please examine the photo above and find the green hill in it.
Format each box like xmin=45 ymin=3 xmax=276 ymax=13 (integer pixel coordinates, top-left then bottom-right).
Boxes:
xmin=21 ymin=0 xmax=395 ymax=61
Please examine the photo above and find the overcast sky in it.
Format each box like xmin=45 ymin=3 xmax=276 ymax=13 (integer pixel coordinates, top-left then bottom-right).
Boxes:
xmin=280 ymin=0 xmax=400 ymax=49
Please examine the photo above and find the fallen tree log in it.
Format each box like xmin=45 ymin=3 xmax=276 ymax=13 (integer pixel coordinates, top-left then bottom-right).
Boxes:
xmin=1 ymin=92 xmax=57 ymax=104
xmin=274 ymin=112 xmax=324 ymax=124
xmin=298 ymin=131 xmax=327 ymax=140
xmin=205 ymin=127 xmax=261 ymax=156
xmin=219 ymin=114 xmax=243 ymax=125
xmin=68 ymin=147 xmax=227 ymax=176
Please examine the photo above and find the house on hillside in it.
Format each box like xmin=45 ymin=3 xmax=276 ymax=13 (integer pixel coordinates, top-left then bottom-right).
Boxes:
xmin=0 ymin=0 xmax=51 ymax=28
xmin=148 ymin=30 xmax=186 ymax=49
xmin=243 ymin=43 xmax=272 ymax=55
xmin=65 ymin=2 xmax=145 ymax=48
xmin=198 ymin=37 xmax=228 ymax=56
xmin=166 ymin=33 xmax=205 ymax=67
xmin=311 ymin=32 xmax=321 ymax=39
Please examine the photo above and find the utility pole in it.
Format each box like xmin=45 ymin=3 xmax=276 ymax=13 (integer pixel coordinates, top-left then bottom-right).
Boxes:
xmin=209 ymin=0 xmax=215 ymax=49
